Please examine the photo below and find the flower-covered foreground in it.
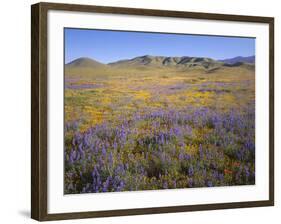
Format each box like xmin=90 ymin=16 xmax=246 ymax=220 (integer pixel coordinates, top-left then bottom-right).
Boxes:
xmin=65 ymin=106 xmax=255 ymax=193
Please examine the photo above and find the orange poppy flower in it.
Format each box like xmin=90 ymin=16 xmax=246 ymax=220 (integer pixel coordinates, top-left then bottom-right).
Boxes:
xmin=224 ymin=169 xmax=233 ymax=175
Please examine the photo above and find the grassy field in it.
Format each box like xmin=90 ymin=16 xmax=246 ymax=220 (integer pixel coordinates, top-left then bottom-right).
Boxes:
xmin=64 ymin=62 xmax=255 ymax=194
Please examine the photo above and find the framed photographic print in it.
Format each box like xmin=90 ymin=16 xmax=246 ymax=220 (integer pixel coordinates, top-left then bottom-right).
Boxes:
xmin=31 ymin=2 xmax=274 ymax=221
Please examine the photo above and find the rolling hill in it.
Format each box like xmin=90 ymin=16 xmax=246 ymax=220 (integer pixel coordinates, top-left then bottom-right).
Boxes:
xmin=66 ymin=57 xmax=107 ymax=68
xmin=219 ymin=56 xmax=255 ymax=64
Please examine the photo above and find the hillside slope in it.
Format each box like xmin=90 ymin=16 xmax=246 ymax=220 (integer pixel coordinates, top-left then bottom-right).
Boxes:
xmin=66 ymin=57 xmax=107 ymax=68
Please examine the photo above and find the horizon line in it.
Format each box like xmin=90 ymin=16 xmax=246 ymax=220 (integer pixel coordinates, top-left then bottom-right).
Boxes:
xmin=65 ymin=54 xmax=256 ymax=65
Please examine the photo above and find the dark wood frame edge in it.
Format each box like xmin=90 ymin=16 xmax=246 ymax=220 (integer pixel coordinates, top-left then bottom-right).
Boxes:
xmin=31 ymin=2 xmax=274 ymax=221
xmin=31 ymin=3 xmax=48 ymax=221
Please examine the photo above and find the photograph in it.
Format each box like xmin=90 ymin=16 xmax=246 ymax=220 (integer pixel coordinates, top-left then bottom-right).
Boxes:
xmin=64 ymin=28 xmax=256 ymax=194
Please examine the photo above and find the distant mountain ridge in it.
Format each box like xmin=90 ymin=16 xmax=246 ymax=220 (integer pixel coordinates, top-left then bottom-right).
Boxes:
xmin=66 ymin=55 xmax=255 ymax=70
xmin=108 ymin=55 xmax=223 ymax=69
xmin=219 ymin=56 xmax=255 ymax=64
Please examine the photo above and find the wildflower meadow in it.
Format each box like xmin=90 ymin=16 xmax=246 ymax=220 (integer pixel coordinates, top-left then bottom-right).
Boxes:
xmin=64 ymin=58 xmax=255 ymax=194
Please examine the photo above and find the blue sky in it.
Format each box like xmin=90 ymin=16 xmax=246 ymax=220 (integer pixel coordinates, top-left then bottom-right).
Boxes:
xmin=65 ymin=28 xmax=255 ymax=64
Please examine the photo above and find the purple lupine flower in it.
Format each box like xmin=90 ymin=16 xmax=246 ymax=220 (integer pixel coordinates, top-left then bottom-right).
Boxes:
xmin=236 ymin=148 xmax=244 ymax=161
xmin=159 ymin=133 xmax=165 ymax=145
xmin=218 ymin=173 xmax=224 ymax=181
xmin=163 ymin=181 xmax=168 ymax=189
xmin=108 ymin=152 xmax=113 ymax=166
xmin=188 ymin=166 xmax=194 ymax=177
xmin=199 ymin=144 xmax=204 ymax=159
xmin=78 ymin=143 xmax=85 ymax=160
xmin=69 ymin=150 xmax=74 ymax=164
xmin=118 ymin=180 xmax=125 ymax=191
xmin=212 ymin=171 xmax=219 ymax=180
xmin=101 ymin=145 xmax=106 ymax=157
xmin=113 ymin=141 xmax=118 ymax=150
xmin=188 ymin=178 xmax=193 ymax=187
xmin=245 ymin=140 xmax=255 ymax=153
xmin=102 ymin=177 xmax=111 ymax=192
xmin=178 ymin=152 xmax=184 ymax=161
xmin=244 ymin=166 xmax=250 ymax=179
xmin=206 ymin=150 xmax=212 ymax=160
xmin=206 ymin=181 xmax=213 ymax=187
xmin=185 ymin=154 xmax=191 ymax=160
xmin=174 ymin=127 xmax=180 ymax=136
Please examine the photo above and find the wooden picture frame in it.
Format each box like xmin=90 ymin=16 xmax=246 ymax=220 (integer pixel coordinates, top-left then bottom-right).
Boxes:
xmin=31 ymin=2 xmax=274 ymax=221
